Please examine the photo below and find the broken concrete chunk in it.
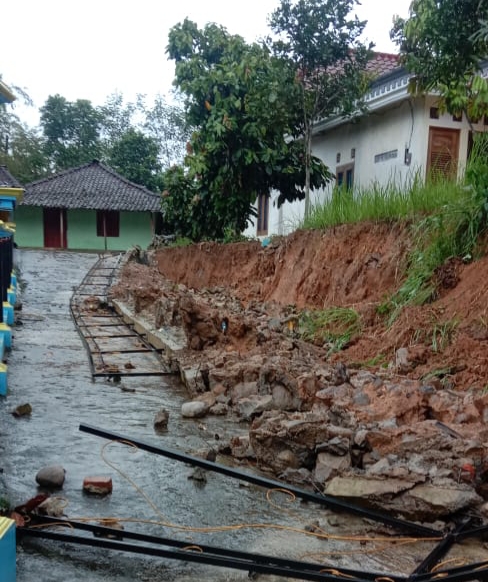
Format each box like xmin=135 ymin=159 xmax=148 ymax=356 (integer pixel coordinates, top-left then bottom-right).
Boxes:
xmin=181 ymin=400 xmax=209 ymax=418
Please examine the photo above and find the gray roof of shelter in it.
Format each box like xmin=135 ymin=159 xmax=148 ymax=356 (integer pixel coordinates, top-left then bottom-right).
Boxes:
xmin=0 ymin=166 xmax=23 ymax=188
xmin=22 ymin=160 xmax=161 ymax=212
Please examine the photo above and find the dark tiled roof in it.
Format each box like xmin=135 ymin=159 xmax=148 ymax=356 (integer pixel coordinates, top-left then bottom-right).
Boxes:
xmin=22 ymin=160 xmax=161 ymax=212
xmin=0 ymin=166 xmax=23 ymax=188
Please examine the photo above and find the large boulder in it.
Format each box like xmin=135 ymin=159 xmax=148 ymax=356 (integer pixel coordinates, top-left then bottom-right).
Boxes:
xmin=36 ymin=465 xmax=66 ymax=489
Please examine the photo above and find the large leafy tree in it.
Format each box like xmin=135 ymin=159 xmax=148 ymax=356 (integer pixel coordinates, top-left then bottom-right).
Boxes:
xmin=268 ymin=0 xmax=373 ymax=217
xmin=392 ymin=0 xmax=488 ymax=121
xmin=40 ymin=95 xmax=102 ymax=170
xmin=164 ymin=18 xmax=331 ymax=240
xmin=107 ymin=128 xmax=163 ymax=193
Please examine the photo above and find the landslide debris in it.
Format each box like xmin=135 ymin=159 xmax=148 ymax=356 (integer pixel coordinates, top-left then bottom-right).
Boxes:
xmin=110 ymin=223 xmax=488 ymax=521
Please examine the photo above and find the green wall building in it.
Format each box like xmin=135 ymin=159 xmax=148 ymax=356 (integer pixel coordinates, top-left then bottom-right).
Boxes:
xmin=16 ymin=160 xmax=162 ymax=251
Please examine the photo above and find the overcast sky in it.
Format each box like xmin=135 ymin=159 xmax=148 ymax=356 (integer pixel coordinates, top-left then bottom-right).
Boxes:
xmin=3 ymin=0 xmax=411 ymax=124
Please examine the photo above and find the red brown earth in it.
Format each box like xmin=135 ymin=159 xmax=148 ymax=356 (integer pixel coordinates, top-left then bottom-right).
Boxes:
xmin=110 ymin=222 xmax=488 ymax=520
xmin=120 ymin=222 xmax=487 ymax=390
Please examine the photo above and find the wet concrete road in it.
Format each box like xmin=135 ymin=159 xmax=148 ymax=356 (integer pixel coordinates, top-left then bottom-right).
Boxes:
xmin=2 ymin=249 xmax=482 ymax=581
xmin=0 ymin=250 xmax=331 ymax=581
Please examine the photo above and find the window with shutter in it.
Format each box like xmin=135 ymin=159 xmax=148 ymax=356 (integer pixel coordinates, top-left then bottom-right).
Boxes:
xmin=427 ymin=128 xmax=460 ymax=181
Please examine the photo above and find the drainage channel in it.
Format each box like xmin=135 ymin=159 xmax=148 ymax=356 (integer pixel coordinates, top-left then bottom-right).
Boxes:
xmin=70 ymin=254 xmax=174 ymax=380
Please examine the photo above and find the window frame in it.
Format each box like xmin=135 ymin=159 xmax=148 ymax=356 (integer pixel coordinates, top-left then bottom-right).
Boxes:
xmin=96 ymin=210 xmax=120 ymax=238
xmin=336 ymin=162 xmax=354 ymax=190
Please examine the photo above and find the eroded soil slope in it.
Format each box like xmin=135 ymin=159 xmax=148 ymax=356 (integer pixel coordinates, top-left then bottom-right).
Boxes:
xmin=146 ymin=222 xmax=487 ymax=390
xmin=111 ymin=222 xmax=488 ymax=520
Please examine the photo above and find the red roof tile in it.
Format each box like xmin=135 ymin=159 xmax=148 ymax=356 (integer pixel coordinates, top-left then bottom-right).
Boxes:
xmin=365 ymin=52 xmax=400 ymax=77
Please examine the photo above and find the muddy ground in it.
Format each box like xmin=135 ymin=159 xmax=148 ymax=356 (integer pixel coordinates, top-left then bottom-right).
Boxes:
xmin=110 ymin=222 xmax=488 ymax=523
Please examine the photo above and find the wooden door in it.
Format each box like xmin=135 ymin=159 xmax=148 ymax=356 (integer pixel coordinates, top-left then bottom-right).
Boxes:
xmin=43 ymin=208 xmax=67 ymax=248
xmin=427 ymin=128 xmax=460 ymax=180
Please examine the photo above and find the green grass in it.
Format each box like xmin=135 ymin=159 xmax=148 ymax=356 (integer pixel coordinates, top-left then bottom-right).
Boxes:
xmin=298 ymin=307 xmax=361 ymax=354
xmin=301 ymin=171 xmax=465 ymax=230
xmin=301 ymin=134 xmax=488 ymax=322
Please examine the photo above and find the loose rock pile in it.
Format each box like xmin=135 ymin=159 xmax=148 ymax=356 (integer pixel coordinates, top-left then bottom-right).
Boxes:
xmin=108 ymin=248 xmax=488 ymax=523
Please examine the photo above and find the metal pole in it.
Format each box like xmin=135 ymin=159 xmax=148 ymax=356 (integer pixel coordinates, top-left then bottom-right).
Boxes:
xmin=20 ymin=516 xmax=400 ymax=582
xmin=79 ymin=423 xmax=440 ymax=537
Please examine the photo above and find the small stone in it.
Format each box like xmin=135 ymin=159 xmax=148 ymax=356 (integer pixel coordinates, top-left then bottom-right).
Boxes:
xmin=95 ymin=519 xmax=124 ymax=540
xmin=36 ymin=465 xmax=66 ymax=489
xmin=154 ymin=408 xmax=170 ymax=430
xmin=12 ymin=403 xmax=32 ymax=417
xmin=83 ymin=476 xmax=113 ymax=495
xmin=304 ymin=520 xmax=321 ymax=533
xmin=10 ymin=511 xmax=25 ymax=527
xmin=188 ymin=468 xmax=207 ymax=482
xmin=480 ymin=502 xmax=488 ymax=517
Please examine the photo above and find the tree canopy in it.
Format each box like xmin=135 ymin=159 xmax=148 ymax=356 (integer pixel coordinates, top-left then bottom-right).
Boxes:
xmin=268 ymin=0 xmax=372 ymax=216
xmin=40 ymin=95 xmax=102 ymax=170
xmin=392 ymin=0 xmax=488 ymax=120
xmin=0 ymin=80 xmax=47 ymax=183
xmin=107 ymin=128 xmax=163 ymax=193
xmin=164 ymin=15 xmax=337 ymax=240
xmin=0 ymin=89 xmax=187 ymax=192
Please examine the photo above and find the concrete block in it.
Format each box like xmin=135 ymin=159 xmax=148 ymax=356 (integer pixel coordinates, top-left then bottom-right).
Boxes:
xmin=0 ymin=363 xmax=7 ymax=396
xmin=7 ymin=288 xmax=16 ymax=305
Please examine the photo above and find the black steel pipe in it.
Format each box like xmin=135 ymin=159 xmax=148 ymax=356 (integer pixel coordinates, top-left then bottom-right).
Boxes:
xmin=407 ymin=519 xmax=472 ymax=580
xmin=17 ymin=528 xmax=375 ymax=582
xmin=412 ymin=561 xmax=488 ymax=582
xmin=22 ymin=516 xmax=403 ymax=582
xmin=79 ymin=423 xmax=441 ymax=537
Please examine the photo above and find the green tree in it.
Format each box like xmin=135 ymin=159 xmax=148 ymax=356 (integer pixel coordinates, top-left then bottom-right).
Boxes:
xmin=142 ymin=94 xmax=190 ymax=169
xmin=98 ymin=91 xmax=139 ymax=145
xmin=165 ymin=18 xmax=330 ymax=240
xmin=0 ymin=121 xmax=47 ymax=183
xmin=107 ymin=128 xmax=163 ymax=193
xmin=0 ymin=79 xmax=48 ymax=183
xmin=392 ymin=0 xmax=488 ymax=122
xmin=40 ymin=95 xmax=102 ymax=170
xmin=98 ymin=91 xmax=189 ymax=170
xmin=268 ymin=0 xmax=373 ymax=217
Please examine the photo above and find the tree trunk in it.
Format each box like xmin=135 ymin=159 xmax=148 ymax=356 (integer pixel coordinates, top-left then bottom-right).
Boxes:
xmin=304 ymin=125 xmax=313 ymax=219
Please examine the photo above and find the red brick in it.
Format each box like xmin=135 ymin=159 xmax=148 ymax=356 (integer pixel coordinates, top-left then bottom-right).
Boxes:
xmin=82 ymin=476 xmax=113 ymax=495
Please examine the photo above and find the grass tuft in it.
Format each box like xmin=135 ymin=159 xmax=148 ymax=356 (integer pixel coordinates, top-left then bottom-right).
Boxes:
xmin=302 ymin=133 xmax=488 ymax=323
xmin=298 ymin=307 xmax=361 ymax=354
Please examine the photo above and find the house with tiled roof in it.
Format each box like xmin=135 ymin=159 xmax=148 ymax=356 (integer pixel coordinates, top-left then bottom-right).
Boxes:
xmin=0 ymin=166 xmax=22 ymax=189
xmin=16 ymin=160 xmax=162 ymax=251
xmin=246 ymin=53 xmax=488 ymax=238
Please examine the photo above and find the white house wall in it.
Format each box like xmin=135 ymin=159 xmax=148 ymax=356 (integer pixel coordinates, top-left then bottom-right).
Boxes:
xmin=245 ymin=88 xmax=487 ymax=239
